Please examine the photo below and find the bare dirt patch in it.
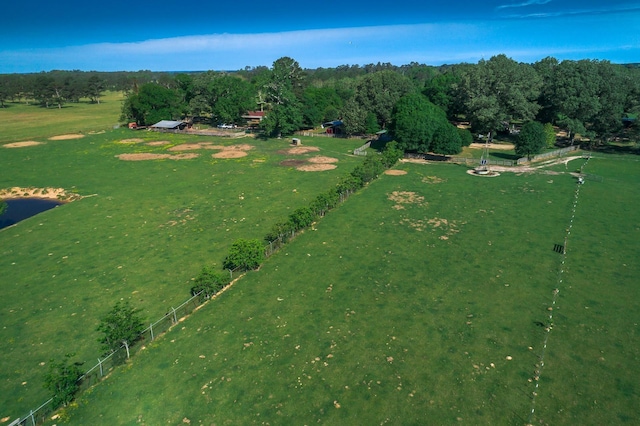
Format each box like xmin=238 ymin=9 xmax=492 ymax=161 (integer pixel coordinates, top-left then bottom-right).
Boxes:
xmin=118 ymin=138 xmax=145 ymax=144
xmin=48 ymin=134 xmax=85 ymax=140
xmin=171 ymin=153 xmax=200 ymax=160
xmin=387 ymin=191 xmax=425 ymax=209
xmin=422 ymin=176 xmax=446 ymax=184
xmin=384 ymin=170 xmax=407 ymax=176
xmin=400 ymin=217 xmax=465 ymax=238
xmin=209 ymin=144 xmax=254 ymax=158
xmin=3 ymin=141 xmax=43 ymax=148
xmin=212 ymin=150 xmax=248 ymax=159
xmin=169 ymin=144 xmax=202 ymax=151
xmin=146 ymin=141 xmax=171 ymax=146
xmin=296 ymin=164 xmax=337 ymax=172
xmin=308 ymin=156 xmax=339 ymax=164
xmin=0 ymin=186 xmax=82 ymax=201
xmin=227 ymin=144 xmax=254 ymax=151
xmin=469 ymin=143 xmax=514 ymax=150
xmin=287 ymin=146 xmax=320 ymax=155
xmin=117 ymin=153 xmax=199 ymax=161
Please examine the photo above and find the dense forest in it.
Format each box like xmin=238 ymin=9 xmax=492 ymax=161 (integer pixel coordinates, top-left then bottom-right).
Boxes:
xmin=1 ymin=55 xmax=638 ymax=155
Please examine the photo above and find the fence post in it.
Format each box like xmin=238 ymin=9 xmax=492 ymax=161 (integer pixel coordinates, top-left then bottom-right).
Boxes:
xmin=30 ymin=410 xmax=35 ymax=426
xmin=172 ymin=307 xmax=177 ymax=324
xmin=150 ymin=322 xmax=154 ymax=341
xmin=98 ymin=357 xmax=103 ymax=376
xmin=228 ymin=269 xmax=233 ymax=280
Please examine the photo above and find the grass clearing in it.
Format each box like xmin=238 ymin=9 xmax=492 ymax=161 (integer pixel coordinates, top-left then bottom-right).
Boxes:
xmin=1 ymin=101 xmax=638 ymax=423
xmin=47 ymin=158 xmax=640 ymax=424
xmin=0 ymin=128 xmax=365 ymax=417
xmin=0 ymin=92 xmax=124 ymax=144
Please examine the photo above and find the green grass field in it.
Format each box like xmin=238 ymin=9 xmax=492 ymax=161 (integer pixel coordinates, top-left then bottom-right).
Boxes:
xmin=0 ymin=127 xmax=365 ymax=417
xmin=0 ymin=92 xmax=125 ymax=144
xmin=45 ymin=157 xmax=640 ymax=424
xmin=1 ymin=105 xmax=639 ymax=424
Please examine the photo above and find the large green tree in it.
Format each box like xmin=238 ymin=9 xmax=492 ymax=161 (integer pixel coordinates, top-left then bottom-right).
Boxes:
xmin=301 ymin=86 xmax=343 ymax=127
xmin=85 ymin=74 xmax=107 ymax=104
xmin=261 ymin=57 xmax=305 ymax=136
xmin=121 ymin=83 xmax=184 ymax=126
xmin=456 ymin=54 xmax=542 ymax=134
xmin=207 ymin=75 xmax=254 ymax=125
xmin=391 ymin=93 xmax=457 ymax=153
xmin=515 ymin=121 xmax=546 ymax=159
xmin=538 ymin=59 xmax=634 ymax=143
xmin=353 ymin=70 xmax=415 ymax=129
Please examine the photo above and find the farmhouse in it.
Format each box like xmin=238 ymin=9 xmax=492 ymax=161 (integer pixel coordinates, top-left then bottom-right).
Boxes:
xmin=242 ymin=111 xmax=265 ymax=128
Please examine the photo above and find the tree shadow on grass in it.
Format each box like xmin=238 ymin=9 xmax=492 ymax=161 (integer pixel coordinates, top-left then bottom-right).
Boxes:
xmin=592 ymin=143 xmax=640 ymax=156
xmin=491 ymin=152 xmax=520 ymax=160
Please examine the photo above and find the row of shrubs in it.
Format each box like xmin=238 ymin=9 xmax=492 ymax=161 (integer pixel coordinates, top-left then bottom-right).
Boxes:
xmin=39 ymin=141 xmax=404 ymax=420
xmin=190 ymin=141 xmax=404 ymax=299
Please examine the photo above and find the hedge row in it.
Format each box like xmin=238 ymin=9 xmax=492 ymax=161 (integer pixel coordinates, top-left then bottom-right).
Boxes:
xmin=190 ymin=141 xmax=404 ymax=298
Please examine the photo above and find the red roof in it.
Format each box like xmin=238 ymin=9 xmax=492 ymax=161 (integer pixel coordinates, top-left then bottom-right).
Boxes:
xmin=244 ymin=111 xmax=265 ymax=117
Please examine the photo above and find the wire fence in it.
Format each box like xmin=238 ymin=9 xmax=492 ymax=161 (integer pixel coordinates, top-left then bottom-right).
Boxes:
xmin=516 ymin=145 xmax=580 ymax=164
xmin=14 ymin=184 xmax=360 ymax=426
xmin=353 ymin=141 xmax=371 ymax=156
xmin=449 ymin=156 xmax=516 ymax=166
xmin=13 ymin=286 xmax=222 ymax=426
xmin=526 ymin=154 xmax=592 ymax=424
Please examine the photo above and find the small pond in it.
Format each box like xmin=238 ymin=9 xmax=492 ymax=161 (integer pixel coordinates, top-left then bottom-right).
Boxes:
xmin=0 ymin=198 xmax=63 ymax=230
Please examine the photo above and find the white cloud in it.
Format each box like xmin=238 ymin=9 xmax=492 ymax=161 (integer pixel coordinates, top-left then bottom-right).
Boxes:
xmin=497 ymin=0 xmax=552 ymax=10
xmin=1 ymin=13 xmax=638 ymax=73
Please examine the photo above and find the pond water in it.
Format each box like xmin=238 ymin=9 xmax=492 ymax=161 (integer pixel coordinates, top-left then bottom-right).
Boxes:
xmin=0 ymin=198 xmax=63 ymax=230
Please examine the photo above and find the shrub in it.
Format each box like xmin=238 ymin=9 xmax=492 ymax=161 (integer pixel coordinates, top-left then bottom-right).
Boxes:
xmin=191 ymin=266 xmax=230 ymax=300
xmin=381 ymin=141 xmax=404 ymax=167
xmin=544 ymin=123 xmax=556 ymax=148
xmin=43 ymin=354 xmax=83 ymax=408
xmin=458 ymin=127 xmax=474 ymax=147
xmin=265 ymin=220 xmax=296 ymax=244
xmin=289 ymin=206 xmax=316 ymax=231
xmin=96 ymin=301 xmax=145 ymax=356
xmin=223 ymin=238 xmax=265 ymax=271
xmin=431 ymin=122 xmax=463 ymax=155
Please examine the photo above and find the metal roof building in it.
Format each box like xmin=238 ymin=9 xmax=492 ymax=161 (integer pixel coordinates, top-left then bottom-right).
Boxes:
xmin=149 ymin=120 xmax=187 ymax=130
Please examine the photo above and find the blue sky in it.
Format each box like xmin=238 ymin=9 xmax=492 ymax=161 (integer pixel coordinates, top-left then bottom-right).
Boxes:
xmin=1 ymin=0 xmax=639 ymax=73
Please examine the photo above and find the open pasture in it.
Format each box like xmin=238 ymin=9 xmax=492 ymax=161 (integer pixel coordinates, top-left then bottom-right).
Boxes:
xmin=0 ymin=92 xmax=125 ymax=144
xmin=0 ymin=128 xmax=365 ymax=417
xmin=52 ymin=157 xmax=639 ymax=424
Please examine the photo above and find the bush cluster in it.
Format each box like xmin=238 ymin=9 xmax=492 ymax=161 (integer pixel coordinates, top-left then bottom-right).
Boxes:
xmin=264 ymin=142 xmax=401 ymax=252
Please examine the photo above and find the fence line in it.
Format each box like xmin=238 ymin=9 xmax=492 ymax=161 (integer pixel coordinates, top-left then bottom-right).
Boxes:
xmin=296 ymin=131 xmax=338 ymax=138
xmin=353 ymin=141 xmax=371 ymax=156
xmin=405 ymin=153 xmax=516 ymax=167
xmin=14 ymin=286 xmax=219 ymax=426
xmin=15 ymin=185 xmax=360 ymax=425
xmin=517 ymin=145 xmax=579 ymax=164
xmin=526 ymin=154 xmax=591 ymax=424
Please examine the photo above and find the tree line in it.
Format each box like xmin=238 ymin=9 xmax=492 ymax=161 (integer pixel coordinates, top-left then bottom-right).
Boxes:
xmin=2 ymin=56 xmax=638 ymax=153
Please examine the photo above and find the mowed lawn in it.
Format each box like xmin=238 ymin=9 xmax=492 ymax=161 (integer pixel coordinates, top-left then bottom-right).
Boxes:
xmin=55 ymin=158 xmax=639 ymax=424
xmin=0 ymin=129 xmax=365 ymax=417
